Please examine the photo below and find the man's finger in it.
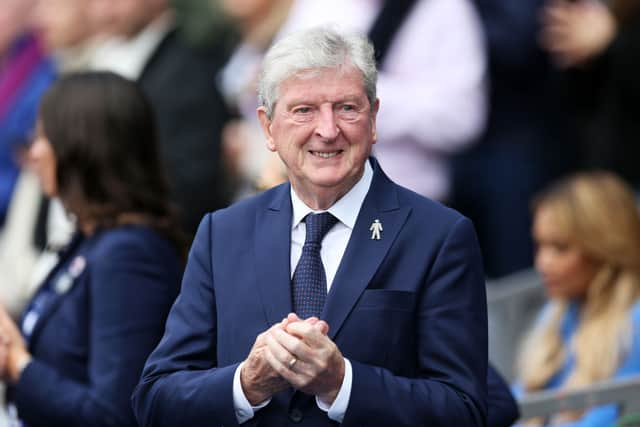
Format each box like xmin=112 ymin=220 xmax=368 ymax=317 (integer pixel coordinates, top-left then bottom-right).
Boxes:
xmin=265 ymin=328 xmax=301 ymax=369
xmin=272 ymin=327 xmax=319 ymax=364
xmin=301 ymin=317 xmax=329 ymax=334
xmin=313 ymin=320 xmax=329 ymax=335
xmin=287 ymin=313 xmax=302 ymax=324
xmin=263 ymin=342 xmax=299 ymax=382
xmin=285 ymin=321 xmax=329 ymax=347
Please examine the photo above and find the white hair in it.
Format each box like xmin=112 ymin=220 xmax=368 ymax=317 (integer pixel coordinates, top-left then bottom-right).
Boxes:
xmin=258 ymin=26 xmax=377 ymax=118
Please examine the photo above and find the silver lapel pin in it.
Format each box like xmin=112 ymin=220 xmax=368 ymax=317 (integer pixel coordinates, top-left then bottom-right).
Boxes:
xmin=370 ymin=219 xmax=383 ymax=240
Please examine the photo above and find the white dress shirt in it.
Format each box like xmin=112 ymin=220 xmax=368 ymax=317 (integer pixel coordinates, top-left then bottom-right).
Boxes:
xmin=233 ymin=161 xmax=374 ymax=423
xmin=89 ymin=12 xmax=173 ymax=80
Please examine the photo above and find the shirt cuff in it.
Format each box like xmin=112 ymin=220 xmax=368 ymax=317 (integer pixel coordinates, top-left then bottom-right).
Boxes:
xmin=316 ymin=357 xmax=352 ymax=423
xmin=232 ymin=362 xmax=271 ymax=424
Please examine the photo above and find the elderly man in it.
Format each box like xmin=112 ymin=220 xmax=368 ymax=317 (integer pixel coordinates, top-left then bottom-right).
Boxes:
xmin=133 ymin=27 xmax=489 ymax=426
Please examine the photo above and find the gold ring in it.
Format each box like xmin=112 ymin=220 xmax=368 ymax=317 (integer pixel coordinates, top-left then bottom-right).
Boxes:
xmin=288 ymin=357 xmax=297 ymax=369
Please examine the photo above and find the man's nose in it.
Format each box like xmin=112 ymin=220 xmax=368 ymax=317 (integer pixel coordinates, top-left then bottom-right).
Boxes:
xmin=315 ymin=106 xmax=340 ymax=140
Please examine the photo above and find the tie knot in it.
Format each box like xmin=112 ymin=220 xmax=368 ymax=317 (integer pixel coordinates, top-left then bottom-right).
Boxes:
xmin=304 ymin=212 xmax=338 ymax=244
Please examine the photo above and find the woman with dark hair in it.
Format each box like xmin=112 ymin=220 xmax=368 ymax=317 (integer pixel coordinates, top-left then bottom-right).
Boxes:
xmin=0 ymin=71 xmax=183 ymax=427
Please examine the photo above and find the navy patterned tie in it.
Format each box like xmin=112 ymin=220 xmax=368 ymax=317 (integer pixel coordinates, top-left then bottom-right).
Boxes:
xmin=292 ymin=212 xmax=338 ymax=319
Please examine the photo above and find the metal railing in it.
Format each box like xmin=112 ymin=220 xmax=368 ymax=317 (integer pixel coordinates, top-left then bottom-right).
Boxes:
xmin=486 ymin=270 xmax=640 ymax=425
xmin=486 ymin=268 xmax=545 ymax=381
xmin=518 ymin=375 xmax=640 ymax=425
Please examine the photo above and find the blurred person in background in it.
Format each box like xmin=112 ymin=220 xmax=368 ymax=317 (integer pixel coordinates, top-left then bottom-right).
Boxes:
xmin=0 ymin=0 xmax=55 ymax=315
xmin=89 ymin=0 xmax=233 ymax=238
xmin=0 ymin=3 xmax=54 ymax=423
xmin=216 ymin=0 xmax=294 ymax=198
xmin=541 ymin=0 xmax=640 ymax=189
xmin=453 ymin=0 xmax=577 ymax=279
xmin=0 ymin=0 xmax=109 ymax=323
xmin=515 ymin=171 xmax=640 ymax=426
xmin=0 ymin=72 xmax=183 ymax=427
xmin=0 ymin=0 xmax=54 ymax=229
xmin=170 ymin=0 xmax=235 ymax=48
xmin=30 ymin=0 xmax=104 ymax=72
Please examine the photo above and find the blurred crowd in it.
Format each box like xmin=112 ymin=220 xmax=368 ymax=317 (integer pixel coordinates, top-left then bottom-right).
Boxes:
xmin=1 ymin=0 xmax=640 ymax=426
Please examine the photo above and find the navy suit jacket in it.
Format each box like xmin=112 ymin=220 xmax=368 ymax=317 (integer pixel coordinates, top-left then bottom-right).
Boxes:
xmin=10 ymin=225 xmax=182 ymax=427
xmin=133 ymin=159 xmax=488 ymax=426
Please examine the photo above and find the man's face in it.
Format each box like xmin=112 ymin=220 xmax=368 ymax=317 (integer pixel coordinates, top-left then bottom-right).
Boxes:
xmin=90 ymin=0 xmax=163 ymax=37
xmin=258 ymin=66 xmax=378 ymax=208
xmin=31 ymin=0 xmax=92 ymax=49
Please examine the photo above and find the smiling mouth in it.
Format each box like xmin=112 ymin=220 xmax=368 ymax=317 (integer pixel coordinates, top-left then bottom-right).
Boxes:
xmin=310 ymin=150 xmax=341 ymax=158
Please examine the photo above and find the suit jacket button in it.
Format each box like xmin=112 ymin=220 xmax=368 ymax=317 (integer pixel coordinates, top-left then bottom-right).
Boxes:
xmin=289 ymin=408 xmax=303 ymax=423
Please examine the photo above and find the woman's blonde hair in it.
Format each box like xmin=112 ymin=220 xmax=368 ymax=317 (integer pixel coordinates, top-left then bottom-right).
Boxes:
xmin=518 ymin=171 xmax=640 ymax=393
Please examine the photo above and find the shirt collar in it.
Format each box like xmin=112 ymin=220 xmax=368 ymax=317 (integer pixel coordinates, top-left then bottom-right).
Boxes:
xmin=291 ymin=160 xmax=373 ymax=230
xmin=90 ymin=12 xmax=173 ymax=80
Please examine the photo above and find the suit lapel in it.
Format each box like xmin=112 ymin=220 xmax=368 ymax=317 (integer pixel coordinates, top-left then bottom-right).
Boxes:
xmin=322 ymin=159 xmax=411 ymax=340
xmin=26 ymin=234 xmax=86 ymax=349
xmin=27 ymin=280 xmax=74 ymax=350
xmin=254 ymin=184 xmax=294 ymax=326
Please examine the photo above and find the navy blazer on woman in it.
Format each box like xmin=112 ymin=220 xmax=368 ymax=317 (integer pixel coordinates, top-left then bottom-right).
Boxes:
xmin=9 ymin=225 xmax=182 ymax=427
xmin=133 ymin=159 xmax=488 ymax=426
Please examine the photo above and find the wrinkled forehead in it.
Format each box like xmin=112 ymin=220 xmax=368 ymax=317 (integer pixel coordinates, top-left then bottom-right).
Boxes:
xmin=290 ymin=63 xmax=360 ymax=79
xmin=276 ymin=65 xmax=367 ymax=100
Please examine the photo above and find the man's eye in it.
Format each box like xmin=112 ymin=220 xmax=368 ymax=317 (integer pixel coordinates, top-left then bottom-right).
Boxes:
xmin=294 ymin=107 xmax=311 ymax=114
xmin=341 ymin=104 xmax=355 ymax=111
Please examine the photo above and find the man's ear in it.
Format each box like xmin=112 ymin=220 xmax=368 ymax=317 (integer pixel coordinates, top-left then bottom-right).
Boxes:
xmin=257 ymin=106 xmax=276 ymax=152
xmin=370 ymin=98 xmax=380 ymax=145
